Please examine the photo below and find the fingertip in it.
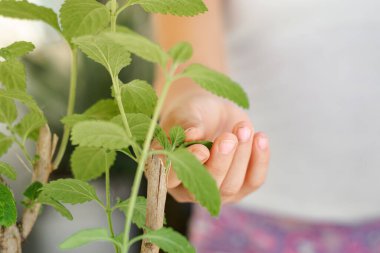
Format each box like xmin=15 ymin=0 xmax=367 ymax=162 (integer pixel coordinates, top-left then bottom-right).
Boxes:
xmin=254 ymin=132 xmax=269 ymax=152
xmin=187 ymin=144 xmax=210 ymax=163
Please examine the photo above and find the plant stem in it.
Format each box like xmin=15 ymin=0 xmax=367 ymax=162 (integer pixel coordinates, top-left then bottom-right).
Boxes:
xmin=121 ymin=75 xmax=174 ymax=253
xmin=6 ymin=122 xmax=34 ymax=166
xmin=53 ymin=47 xmax=78 ymax=169
xmin=105 ymin=157 xmax=119 ymax=253
xmin=111 ymin=0 xmax=118 ymax=32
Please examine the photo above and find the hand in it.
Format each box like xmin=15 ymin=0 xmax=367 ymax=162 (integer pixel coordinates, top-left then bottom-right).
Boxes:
xmin=160 ymin=89 xmax=270 ymax=204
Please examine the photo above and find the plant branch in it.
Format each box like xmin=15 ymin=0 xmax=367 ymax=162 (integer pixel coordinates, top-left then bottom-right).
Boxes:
xmin=53 ymin=47 xmax=78 ymax=169
xmin=105 ymin=157 xmax=119 ymax=253
xmin=140 ymin=156 xmax=167 ymax=253
xmin=121 ymin=73 xmax=174 ymax=253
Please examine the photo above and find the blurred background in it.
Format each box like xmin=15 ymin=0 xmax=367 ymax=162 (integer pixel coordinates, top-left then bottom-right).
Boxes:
xmin=0 ymin=1 xmax=190 ymax=252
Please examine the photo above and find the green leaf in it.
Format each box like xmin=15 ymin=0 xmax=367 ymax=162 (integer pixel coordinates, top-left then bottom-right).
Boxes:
xmin=167 ymin=149 xmax=221 ymax=216
xmin=71 ymin=147 xmax=116 ymax=181
xmin=60 ymin=0 xmax=110 ymax=41
xmin=71 ymin=120 xmax=132 ymax=149
xmin=0 ymin=89 xmax=43 ymax=116
xmin=0 ymin=133 xmax=13 ymax=157
xmin=73 ymin=33 xmax=131 ymax=77
xmin=0 ymin=161 xmax=16 ymax=180
xmin=61 ymin=99 xmax=119 ymax=127
xmin=14 ymin=112 xmax=46 ymax=142
xmin=40 ymin=179 xmax=99 ymax=204
xmin=121 ymin=80 xmax=157 ymax=117
xmin=59 ymin=228 xmax=120 ymax=249
xmin=0 ymin=59 xmax=26 ymax=90
xmin=38 ymin=192 xmax=73 ymax=220
xmin=112 ymin=113 xmax=151 ymax=142
xmin=154 ymin=126 xmax=171 ymax=151
xmin=127 ymin=0 xmax=207 ymax=16
xmin=0 ymin=183 xmax=17 ymax=227
xmin=103 ymin=31 xmax=168 ymax=66
xmin=169 ymin=126 xmax=186 ymax=149
xmin=23 ymin=181 xmax=43 ymax=200
xmin=183 ymin=140 xmax=213 ymax=150
xmin=0 ymin=0 xmax=60 ymax=31
xmin=0 ymin=41 xmax=35 ymax=60
xmin=0 ymin=97 xmax=17 ymax=124
xmin=115 ymin=196 xmax=147 ymax=228
xmin=182 ymin=64 xmax=250 ymax=109
xmin=169 ymin=42 xmax=193 ymax=64
xmin=143 ymin=228 xmax=195 ymax=253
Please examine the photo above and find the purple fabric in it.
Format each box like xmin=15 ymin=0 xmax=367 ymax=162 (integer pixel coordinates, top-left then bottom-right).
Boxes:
xmin=189 ymin=206 xmax=380 ymax=253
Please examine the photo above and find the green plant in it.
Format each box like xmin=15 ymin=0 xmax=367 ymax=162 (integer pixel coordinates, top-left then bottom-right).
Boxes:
xmin=0 ymin=0 xmax=249 ymax=252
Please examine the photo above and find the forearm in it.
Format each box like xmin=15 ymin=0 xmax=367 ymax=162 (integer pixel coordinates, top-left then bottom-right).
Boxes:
xmin=152 ymin=0 xmax=226 ymax=99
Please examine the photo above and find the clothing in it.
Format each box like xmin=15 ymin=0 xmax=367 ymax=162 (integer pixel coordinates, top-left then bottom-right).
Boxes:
xmin=224 ymin=0 xmax=380 ymax=222
xmin=190 ymin=206 xmax=380 ymax=253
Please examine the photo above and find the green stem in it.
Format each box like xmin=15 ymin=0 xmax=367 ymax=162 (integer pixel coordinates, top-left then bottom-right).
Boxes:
xmin=105 ymin=158 xmax=119 ymax=253
xmin=121 ymin=75 xmax=174 ymax=253
xmin=111 ymin=0 xmax=117 ymax=32
xmin=53 ymin=47 xmax=78 ymax=169
xmin=116 ymin=1 xmax=132 ymax=17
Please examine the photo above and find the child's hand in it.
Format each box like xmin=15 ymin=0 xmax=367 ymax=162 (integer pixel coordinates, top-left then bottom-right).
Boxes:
xmin=160 ymin=91 xmax=270 ymax=204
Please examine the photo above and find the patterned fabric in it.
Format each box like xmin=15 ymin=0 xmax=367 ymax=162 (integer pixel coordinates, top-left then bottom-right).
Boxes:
xmin=189 ymin=205 xmax=380 ymax=253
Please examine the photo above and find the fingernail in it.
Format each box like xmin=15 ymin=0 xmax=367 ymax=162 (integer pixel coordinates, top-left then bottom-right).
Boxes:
xmin=258 ymin=134 xmax=268 ymax=150
xmin=219 ymin=140 xmax=236 ymax=154
xmin=193 ymin=150 xmax=208 ymax=162
xmin=237 ymin=127 xmax=251 ymax=142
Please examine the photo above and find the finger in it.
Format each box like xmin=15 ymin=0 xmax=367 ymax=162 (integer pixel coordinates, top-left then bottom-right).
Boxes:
xmin=168 ymin=184 xmax=195 ymax=203
xmin=167 ymin=144 xmax=210 ymax=189
xmin=220 ymin=122 xmax=254 ymax=199
xmin=204 ymin=132 xmax=238 ymax=187
xmin=234 ymin=132 xmax=270 ymax=201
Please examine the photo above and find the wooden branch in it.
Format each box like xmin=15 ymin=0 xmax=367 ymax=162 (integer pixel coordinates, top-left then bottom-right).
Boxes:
xmin=21 ymin=124 xmax=57 ymax=239
xmin=0 ymin=125 xmax=57 ymax=253
xmin=141 ymin=156 xmax=167 ymax=253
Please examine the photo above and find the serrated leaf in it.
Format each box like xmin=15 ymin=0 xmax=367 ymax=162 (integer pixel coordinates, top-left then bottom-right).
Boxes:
xmin=59 ymin=228 xmax=119 ymax=249
xmin=0 ymin=59 xmax=26 ymax=91
xmin=169 ymin=42 xmax=193 ymax=64
xmin=0 ymin=89 xmax=43 ymax=116
xmin=0 ymin=0 xmax=60 ymax=31
xmin=14 ymin=111 xmax=45 ymax=142
xmin=23 ymin=181 xmax=43 ymax=200
xmin=38 ymin=192 xmax=73 ymax=220
xmin=73 ymin=33 xmax=131 ymax=78
xmin=0 ymin=97 xmax=17 ymax=124
xmin=71 ymin=120 xmax=131 ymax=149
xmin=115 ymin=196 xmax=146 ymax=228
xmin=40 ymin=179 xmax=99 ymax=204
xmin=182 ymin=64 xmax=250 ymax=109
xmin=0 ymin=133 xmax=13 ymax=157
xmin=128 ymin=0 xmax=207 ymax=16
xmin=143 ymin=228 xmax=195 ymax=253
xmin=103 ymin=31 xmax=168 ymax=66
xmin=0 ymin=41 xmax=35 ymax=60
xmin=169 ymin=126 xmax=185 ymax=149
xmin=167 ymin=149 xmax=221 ymax=216
xmin=121 ymin=80 xmax=157 ymax=116
xmin=112 ymin=113 xmax=151 ymax=142
xmin=154 ymin=126 xmax=171 ymax=151
xmin=60 ymin=0 xmax=110 ymax=41
xmin=0 ymin=161 xmax=16 ymax=180
xmin=61 ymin=99 xmax=119 ymax=127
xmin=0 ymin=183 xmax=17 ymax=227
xmin=71 ymin=147 xmax=116 ymax=181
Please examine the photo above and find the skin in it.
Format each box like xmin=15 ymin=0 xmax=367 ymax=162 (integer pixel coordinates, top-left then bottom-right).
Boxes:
xmin=153 ymin=0 xmax=270 ymax=204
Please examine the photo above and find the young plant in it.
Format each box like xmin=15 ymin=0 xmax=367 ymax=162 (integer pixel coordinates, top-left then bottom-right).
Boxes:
xmin=0 ymin=0 xmax=249 ymax=252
